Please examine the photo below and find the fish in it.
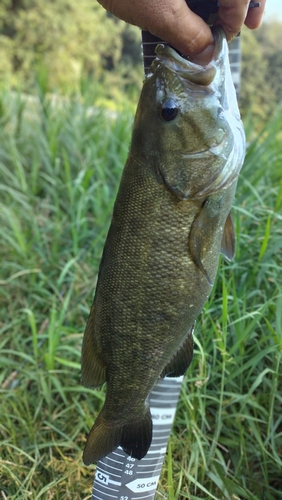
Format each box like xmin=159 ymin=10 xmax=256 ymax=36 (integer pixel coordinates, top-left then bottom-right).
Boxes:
xmin=81 ymin=26 xmax=246 ymax=465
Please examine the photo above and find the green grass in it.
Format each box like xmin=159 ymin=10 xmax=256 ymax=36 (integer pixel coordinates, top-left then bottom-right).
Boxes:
xmin=0 ymin=86 xmax=281 ymax=500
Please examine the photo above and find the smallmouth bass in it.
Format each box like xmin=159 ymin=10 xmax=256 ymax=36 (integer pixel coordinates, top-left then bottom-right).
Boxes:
xmin=82 ymin=27 xmax=246 ymax=465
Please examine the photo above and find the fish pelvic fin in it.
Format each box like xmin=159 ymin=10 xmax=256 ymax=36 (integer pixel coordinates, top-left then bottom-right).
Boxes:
xmin=221 ymin=210 xmax=235 ymax=261
xmin=161 ymin=327 xmax=194 ymax=378
xmin=83 ymin=407 xmax=152 ymax=465
xmin=81 ymin=305 xmax=106 ymax=388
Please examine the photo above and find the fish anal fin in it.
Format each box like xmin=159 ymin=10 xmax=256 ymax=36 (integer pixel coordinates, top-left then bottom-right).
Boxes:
xmin=221 ymin=210 xmax=235 ymax=261
xmin=83 ymin=407 xmax=152 ymax=465
xmin=161 ymin=328 xmax=194 ymax=378
xmin=81 ymin=305 xmax=106 ymax=388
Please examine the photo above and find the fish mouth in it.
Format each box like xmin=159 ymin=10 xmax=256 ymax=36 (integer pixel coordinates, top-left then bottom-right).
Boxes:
xmin=155 ymin=26 xmax=225 ymax=86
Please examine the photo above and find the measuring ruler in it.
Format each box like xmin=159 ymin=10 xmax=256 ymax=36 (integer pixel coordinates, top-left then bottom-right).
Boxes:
xmin=92 ymin=377 xmax=183 ymax=500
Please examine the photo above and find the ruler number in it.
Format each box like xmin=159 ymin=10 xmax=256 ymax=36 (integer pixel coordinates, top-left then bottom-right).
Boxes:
xmin=120 ymin=497 xmax=129 ymax=500
xmin=124 ymin=470 xmax=133 ymax=475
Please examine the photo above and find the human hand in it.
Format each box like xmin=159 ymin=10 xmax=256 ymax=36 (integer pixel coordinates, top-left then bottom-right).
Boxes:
xmin=97 ymin=0 xmax=266 ymax=56
xmin=217 ymin=0 xmax=266 ymax=43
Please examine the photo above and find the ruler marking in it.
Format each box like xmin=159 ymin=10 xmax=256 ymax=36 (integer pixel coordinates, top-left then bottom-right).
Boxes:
xmin=151 ymin=435 xmax=170 ymax=441
xmin=135 ymin=463 xmax=163 ymax=469
xmin=94 ymin=483 xmax=119 ymax=493
xmin=155 ymin=383 xmax=182 ymax=388
xmin=150 ymin=390 xmax=181 ymax=396
xmin=96 ymin=466 xmax=121 ymax=479
xmin=135 ymin=456 xmax=164 ymax=463
xmin=151 ymin=400 xmax=179 ymax=404
xmin=93 ymin=486 xmax=118 ymax=498
xmin=153 ymin=429 xmax=171 ymax=433
xmin=99 ymin=462 xmax=123 ymax=473
xmin=113 ymin=449 xmax=126 ymax=456
xmin=102 ymin=456 xmax=124 ymax=465
xmin=136 ymin=468 xmax=162 ymax=476
xmin=132 ymin=492 xmax=160 ymax=500
xmin=149 ymin=442 xmax=167 ymax=447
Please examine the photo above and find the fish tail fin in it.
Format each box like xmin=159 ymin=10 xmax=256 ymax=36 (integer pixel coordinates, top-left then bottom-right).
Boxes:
xmin=83 ymin=410 xmax=121 ymax=465
xmin=120 ymin=408 xmax=152 ymax=460
xmin=83 ymin=407 xmax=152 ymax=465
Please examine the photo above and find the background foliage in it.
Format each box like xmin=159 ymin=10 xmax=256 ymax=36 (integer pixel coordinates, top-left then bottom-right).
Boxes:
xmin=240 ymin=22 xmax=282 ymax=120
xmin=0 ymin=0 xmax=143 ymax=99
xmin=0 ymin=1 xmax=282 ymax=117
xmin=0 ymin=85 xmax=281 ymax=500
xmin=0 ymin=2 xmax=282 ymax=499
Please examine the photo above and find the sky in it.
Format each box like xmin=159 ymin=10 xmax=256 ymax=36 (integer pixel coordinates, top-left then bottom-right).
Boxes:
xmin=263 ymin=0 xmax=282 ymax=20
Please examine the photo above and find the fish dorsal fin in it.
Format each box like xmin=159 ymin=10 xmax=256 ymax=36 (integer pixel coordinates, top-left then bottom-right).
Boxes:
xmin=81 ymin=305 xmax=107 ymax=388
xmin=221 ymin=210 xmax=235 ymax=261
xmin=160 ymin=327 xmax=194 ymax=378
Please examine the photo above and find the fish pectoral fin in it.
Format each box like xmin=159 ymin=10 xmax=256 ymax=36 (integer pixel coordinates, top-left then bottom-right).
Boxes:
xmin=221 ymin=210 xmax=235 ymax=261
xmin=81 ymin=305 xmax=106 ymax=388
xmin=189 ymin=198 xmax=221 ymax=285
xmin=83 ymin=407 xmax=152 ymax=465
xmin=161 ymin=327 xmax=194 ymax=378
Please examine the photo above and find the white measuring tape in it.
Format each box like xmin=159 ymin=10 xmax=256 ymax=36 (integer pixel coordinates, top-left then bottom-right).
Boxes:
xmin=92 ymin=377 xmax=183 ymax=500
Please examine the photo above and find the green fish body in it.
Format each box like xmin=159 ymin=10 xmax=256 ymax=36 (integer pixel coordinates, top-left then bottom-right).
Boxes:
xmin=82 ymin=27 xmax=246 ymax=465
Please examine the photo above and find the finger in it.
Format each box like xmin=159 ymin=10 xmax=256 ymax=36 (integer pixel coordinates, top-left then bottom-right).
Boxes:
xmin=190 ymin=43 xmax=215 ymax=65
xmin=145 ymin=2 xmax=214 ymax=56
xmin=98 ymin=0 xmax=214 ymax=56
xmin=216 ymin=0 xmax=250 ymax=40
xmin=245 ymin=0 xmax=266 ymax=29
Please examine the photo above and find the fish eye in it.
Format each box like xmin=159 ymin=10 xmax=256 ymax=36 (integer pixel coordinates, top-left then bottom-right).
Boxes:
xmin=160 ymin=99 xmax=179 ymax=122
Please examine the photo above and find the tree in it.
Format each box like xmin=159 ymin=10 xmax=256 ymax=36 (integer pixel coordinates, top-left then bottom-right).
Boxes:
xmin=268 ymin=49 xmax=282 ymax=105
xmin=253 ymin=21 xmax=282 ymax=110
xmin=240 ymin=26 xmax=277 ymax=121
xmin=0 ymin=0 xmax=125 ymax=92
